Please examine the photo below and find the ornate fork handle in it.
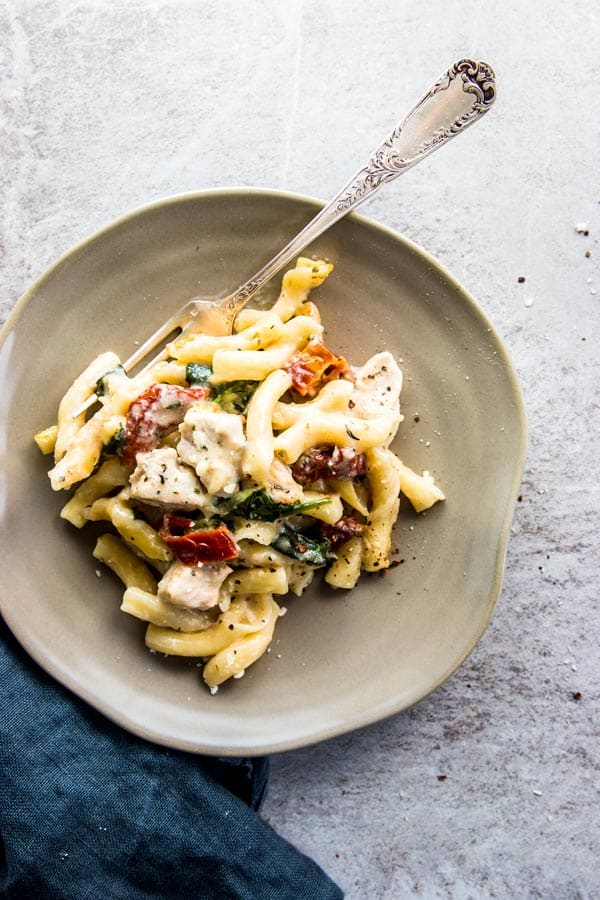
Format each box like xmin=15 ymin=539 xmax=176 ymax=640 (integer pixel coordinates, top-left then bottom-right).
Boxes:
xmin=116 ymin=57 xmax=496 ymax=377
xmin=221 ymin=58 xmax=496 ymax=319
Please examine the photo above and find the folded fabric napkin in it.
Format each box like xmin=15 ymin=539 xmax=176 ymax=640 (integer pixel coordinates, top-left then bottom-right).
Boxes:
xmin=0 ymin=618 xmax=343 ymax=899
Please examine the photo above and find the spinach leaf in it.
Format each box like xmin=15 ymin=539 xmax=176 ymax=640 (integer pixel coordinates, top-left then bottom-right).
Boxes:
xmin=211 ymin=381 xmax=257 ymax=414
xmin=272 ymin=526 xmax=333 ymax=566
xmin=185 ymin=363 xmax=213 ymax=385
xmin=225 ymin=489 xmax=330 ymax=522
xmin=102 ymin=424 xmax=126 ymax=456
xmin=184 ymin=370 xmax=257 ymax=413
xmin=95 ymin=364 xmax=125 ymax=397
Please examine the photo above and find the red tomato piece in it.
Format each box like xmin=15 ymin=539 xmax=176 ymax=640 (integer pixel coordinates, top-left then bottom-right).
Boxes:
xmin=290 ymin=444 xmax=366 ymax=484
xmin=160 ymin=515 xmax=240 ymax=565
xmin=284 ymin=341 xmax=353 ymax=398
xmin=120 ymin=383 xmax=209 ymax=465
xmin=319 ymin=516 xmax=364 ymax=551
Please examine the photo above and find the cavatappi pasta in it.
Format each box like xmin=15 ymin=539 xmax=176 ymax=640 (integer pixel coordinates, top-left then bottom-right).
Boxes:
xmin=35 ymin=257 xmax=444 ymax=692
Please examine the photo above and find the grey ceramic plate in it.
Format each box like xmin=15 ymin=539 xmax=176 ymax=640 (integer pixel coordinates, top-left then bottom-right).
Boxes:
xmin=0 ymin=189 xmax=526 ymax=755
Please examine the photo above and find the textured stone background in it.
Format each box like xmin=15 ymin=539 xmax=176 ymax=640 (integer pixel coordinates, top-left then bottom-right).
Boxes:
xmin=1 ymin=2 xmax=598 ymax=898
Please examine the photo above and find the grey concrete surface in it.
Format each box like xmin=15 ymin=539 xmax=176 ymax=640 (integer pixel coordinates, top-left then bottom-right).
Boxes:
xmin=1 ymin=2 xmax=598 ymax=898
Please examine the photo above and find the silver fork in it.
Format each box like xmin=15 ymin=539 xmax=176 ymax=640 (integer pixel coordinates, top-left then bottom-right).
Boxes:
xmin=124 ymin=59 xmax=496 ymax=381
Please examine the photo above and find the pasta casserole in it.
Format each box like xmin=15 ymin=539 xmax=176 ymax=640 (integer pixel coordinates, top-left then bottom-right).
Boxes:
xmin=35 ymin=258 xmax=444 ymax=692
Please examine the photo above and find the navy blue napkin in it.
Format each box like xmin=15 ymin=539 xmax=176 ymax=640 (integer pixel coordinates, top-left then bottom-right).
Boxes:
xmin=0 ymin=618 xmax=343 ymax=899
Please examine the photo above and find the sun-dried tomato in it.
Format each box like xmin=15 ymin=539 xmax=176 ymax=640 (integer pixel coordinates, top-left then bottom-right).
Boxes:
xmin=319 ymin=516 xmax=364 ymax=550
xmin=290 ymin=444 xmax=366 ymax=485
xmin=160 ymin=514 xmax=239 ymax=565
xmin=120 ymin=383 xmax=209 ymax=465
xmin=284 ymin=340 xmax=353 ymax=398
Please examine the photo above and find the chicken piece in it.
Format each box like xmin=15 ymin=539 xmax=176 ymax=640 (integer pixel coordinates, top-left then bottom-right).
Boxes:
xmin=265 ymin=458 xmax=304 ymax=504
xmin=157 ymin=560 xmax=232 ymax=610
xmin=177 ymin=402 xmax=246 ymax=497
xmin=129 ymin=447 xmax=207 ymax=509
xmin=349 ymin=351 xmax=403 ymax=419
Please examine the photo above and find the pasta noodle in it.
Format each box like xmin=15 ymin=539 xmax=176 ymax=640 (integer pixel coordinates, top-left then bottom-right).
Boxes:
xmin=210 ymin=316 xmax=322 ymax=382
xmin=273 ymin=410 xmax=398 ymax=463
xmin=54 ymin=351 xmax=120 ymax=462
xmin=243 ymin=369 xmax=292 ymax=484
xmin=85 ymin=492 xmax=173 ymax=564
xmin=121 ymin=586 xmax=217 ymax=632
xmin=166 ymin=313 xmax=285 ymax=364
xmin=61 ymin=457 xmax=131 ymax=528
xmin=396 ymin=460 xmax=446 ymax=512
xmin=34 ymin=425 xmax=58 ymax=455
xmin=93 ymin=534 xmax=157 ymax=593
xmin=34 ymin=256 xmax=444 ymax=692
xmin=361 ymin=447 xmax=402 ymax=571
xmin=324 ymin=535 xmax=363 ymax=589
